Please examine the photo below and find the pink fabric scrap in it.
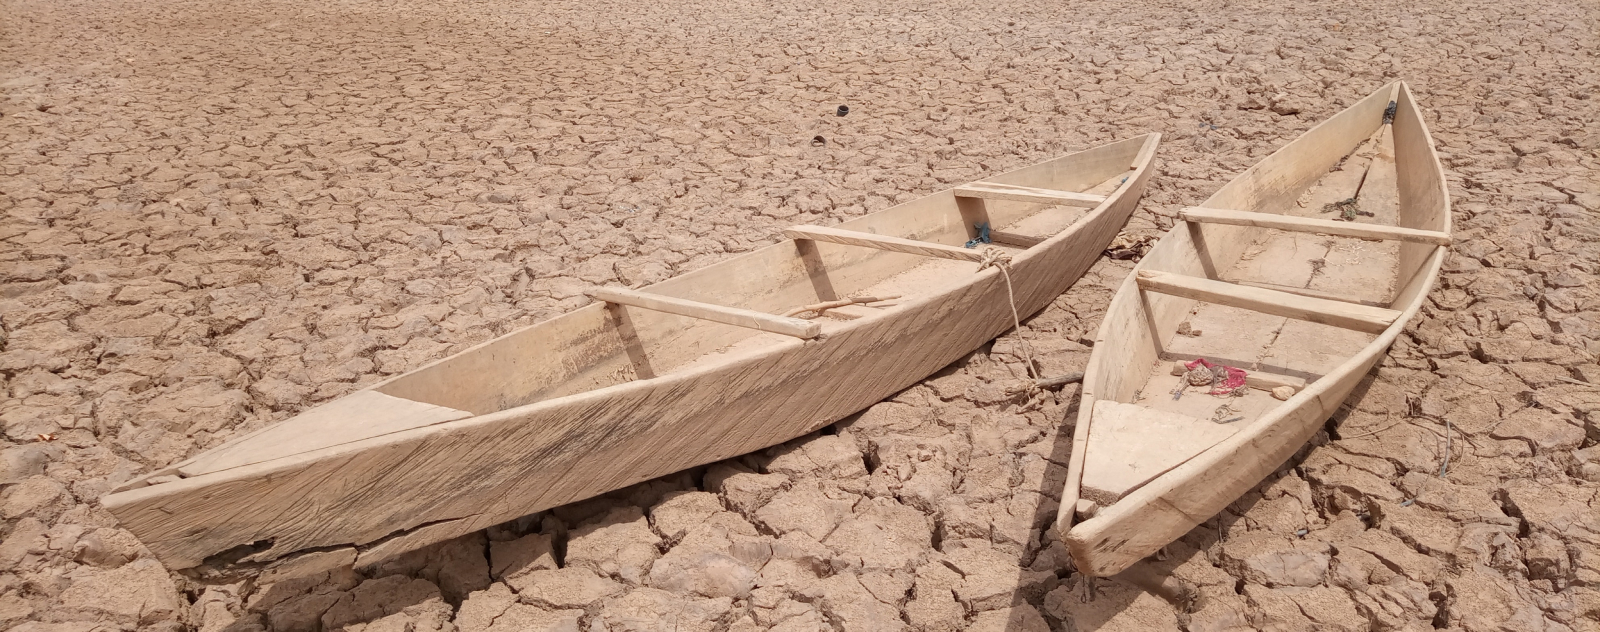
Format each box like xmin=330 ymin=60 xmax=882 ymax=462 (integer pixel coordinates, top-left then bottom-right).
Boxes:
xmin=1185 ymin=358 xmax=1248 ymax=395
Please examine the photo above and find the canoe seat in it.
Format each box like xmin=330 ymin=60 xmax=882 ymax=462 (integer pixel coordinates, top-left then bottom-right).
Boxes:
xmin=587 ymin=287 xmax=822 ymax=339
xmin=1179 ymin=207 xmax=1451 ymax=246
xmin=1136 ymin=270 xmax=1401 ymax=334
xmin=955 ymin=182 xmax=1107 ymax=208
xmin=784 ymin=225 xmax=991 ymax=263
xmin=1081 ymin=400 xmax=1239 ymax=505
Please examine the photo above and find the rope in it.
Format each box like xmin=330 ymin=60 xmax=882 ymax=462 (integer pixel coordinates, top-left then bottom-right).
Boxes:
xmin=977 ymin=247 xmax=1039 ymax=384
xmin=1439 ymin=417 xmax=1452 ymax=478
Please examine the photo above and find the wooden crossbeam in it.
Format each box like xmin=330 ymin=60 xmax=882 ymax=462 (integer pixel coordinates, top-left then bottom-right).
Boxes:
xmin=784 ymin=225 xmax=987 ymax=263
xmin=1135 ymin=270 xmax=1401 ymax=334
xmin=587 ymin=287 xmax=821 ymax=339
xmin=954 ymin=182 xmax=1107 ymax=208
xmin=1179 ymin=207 xmax=1451 ymax=246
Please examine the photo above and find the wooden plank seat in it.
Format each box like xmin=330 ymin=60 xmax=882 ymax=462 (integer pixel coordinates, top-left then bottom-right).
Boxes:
xmin=1080 ymin=401 xmax=1238 ymax=505
xmin=1179 ymin=207 xmax=1451 ymax=246
xmin=784 ymin=225 xmax=990 ymax=263
xmin=587 ymin=287 xmax=822 ymax=339
xmin=1135 ymin=270 xmax=1401 ymax=334
xmin=954 ymin=182 xmax=1108 ymax=208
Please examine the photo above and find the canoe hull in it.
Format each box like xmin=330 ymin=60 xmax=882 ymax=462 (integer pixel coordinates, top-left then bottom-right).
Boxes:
xmin=104 ymin=136 xmax=1159 ymax=570
xmin=1057 ymin=83 xmax=1448 ymax=576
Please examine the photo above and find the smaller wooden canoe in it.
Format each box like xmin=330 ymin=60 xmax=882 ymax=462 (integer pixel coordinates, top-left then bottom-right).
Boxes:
xmin=103 ymin=134 xmax=1161 ymax=572
xmin=1055 ymin=82 xmax=1449 ymax=577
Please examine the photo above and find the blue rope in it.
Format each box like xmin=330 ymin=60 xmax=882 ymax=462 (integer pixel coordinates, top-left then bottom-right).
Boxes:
xmin=964 ymin=222 xmax=991 ymax=249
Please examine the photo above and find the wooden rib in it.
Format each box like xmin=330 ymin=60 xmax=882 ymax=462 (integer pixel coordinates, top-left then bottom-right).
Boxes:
xmin=955 ymin=182 xmax=1107 ymax=207
xmin=989 ymin=230 xmax=1043 ymax=248
xmin=1179 ymin=207 xmax=1451 ymax=246
xmin=587 ymin=287 xmax=821 ymax=339
xmin=784 ymin=225 xmax=987 ymax=263
xmin=1168 ymin=361 xmax=1306 ymax=392
xmin=1136 ymin=271 xmax=1399 ymax=334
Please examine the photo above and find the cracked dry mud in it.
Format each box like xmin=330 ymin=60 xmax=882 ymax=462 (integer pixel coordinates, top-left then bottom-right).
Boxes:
xmin=1 ymin=0 xmax=1597 ymax=629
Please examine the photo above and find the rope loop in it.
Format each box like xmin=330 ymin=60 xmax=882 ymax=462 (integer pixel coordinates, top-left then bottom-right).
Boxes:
xmin=976 ymin=246 xmax=1011 ymax=271
xmin=975 ymin=247 xmax=1039 ymax=389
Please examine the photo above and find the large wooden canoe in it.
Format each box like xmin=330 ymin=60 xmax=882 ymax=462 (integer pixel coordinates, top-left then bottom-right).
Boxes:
xmin=105 ymin=134 xmax=1161 ymax=571
xmin=1056 ymin=82 xmax=1448 ymax=576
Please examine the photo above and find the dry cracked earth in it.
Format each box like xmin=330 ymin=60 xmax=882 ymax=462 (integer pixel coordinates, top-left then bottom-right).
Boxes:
xmin=2 ymin=0 xmax=1598 ymax=629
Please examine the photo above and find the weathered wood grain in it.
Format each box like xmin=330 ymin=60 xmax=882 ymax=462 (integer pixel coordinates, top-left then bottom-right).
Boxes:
xmin=172 ymin=391 xmax=473 ymax=478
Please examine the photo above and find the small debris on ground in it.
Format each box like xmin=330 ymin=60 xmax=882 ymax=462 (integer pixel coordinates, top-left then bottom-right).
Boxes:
xmin=1104 ymin=233 xmax=1155 ymax=260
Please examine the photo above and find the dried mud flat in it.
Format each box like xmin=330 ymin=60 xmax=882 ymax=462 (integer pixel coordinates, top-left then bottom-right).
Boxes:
xmin=2 ymin=0 xmax=1598 ymax=629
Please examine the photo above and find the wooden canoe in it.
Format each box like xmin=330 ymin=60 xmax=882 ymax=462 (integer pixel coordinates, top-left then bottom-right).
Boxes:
xmin=104 ymin=134 xmax=1162 ymax=571
xmin=1055 ymin=82 xmax=1448 ymax=577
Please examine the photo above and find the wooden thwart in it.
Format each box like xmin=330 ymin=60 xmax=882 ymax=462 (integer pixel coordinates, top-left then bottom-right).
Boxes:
xmin=1136 ymin=270 xmax=1401 ymax=334
xmin=1179 ymin=207 xmax=1451 ymax=246
xmin=785 ymin=225 xmax=987 ymax=263
xmin=587 ymin=287 xmax=822 ymax=339
xmin=955 ymin=182 xmax=1107 ymax=208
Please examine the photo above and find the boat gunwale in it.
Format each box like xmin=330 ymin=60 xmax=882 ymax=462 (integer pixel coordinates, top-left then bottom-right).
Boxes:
xmin=108 ymin=133 xmax=1161 ymax=499
xmin=1055 ymin=82 xmax=1450 ymax=576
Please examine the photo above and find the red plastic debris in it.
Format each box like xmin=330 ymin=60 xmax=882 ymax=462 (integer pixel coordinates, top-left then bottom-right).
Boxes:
xmin=1185 ymin=358 xmax=1248 ymax=396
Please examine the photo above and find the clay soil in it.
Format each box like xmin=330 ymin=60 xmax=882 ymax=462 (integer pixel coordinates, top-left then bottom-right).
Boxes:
xmin=2 ymin=0 xmax=1598 ymax=629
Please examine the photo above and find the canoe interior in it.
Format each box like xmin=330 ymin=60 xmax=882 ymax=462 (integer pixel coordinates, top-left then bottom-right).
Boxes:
xmin=1066 ymin=83 xmax=1449 ymax=551
xmin=164 ymin=135 xmax=1150 ymax=479
xmin=373 ymin=137 xmax=1144 ymax=416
